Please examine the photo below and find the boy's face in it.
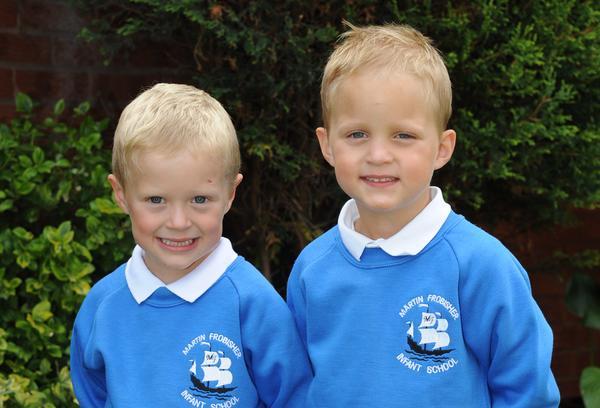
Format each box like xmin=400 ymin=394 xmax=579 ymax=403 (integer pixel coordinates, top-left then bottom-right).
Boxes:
xmin=109 ymin=150 xmax=242 ymax=284
xmin=316 ymin=70 xmax=455 ymax=238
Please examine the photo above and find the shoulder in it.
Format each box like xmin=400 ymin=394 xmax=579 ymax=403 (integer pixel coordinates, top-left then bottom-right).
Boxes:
xmin=443 ymin=213 xmax=516 ymax=262
xmin=223 ymin=257 xmax=295 ymax=328
xmin=75 ymin=264 xmax=128 ymax=323
xmin=292 ymin=225 xmax=339 ymax=272
xmin=223 ymin=257 xmax=284 ymax=303
xmin=441 ymin=213 xmax=530 ymax=287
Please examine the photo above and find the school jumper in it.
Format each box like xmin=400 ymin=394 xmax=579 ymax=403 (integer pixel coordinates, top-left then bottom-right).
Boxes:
xmin=71 ymin=238 xmax=311 ymax=407
xmin=287 ymin=187 xmax=559 ymax=407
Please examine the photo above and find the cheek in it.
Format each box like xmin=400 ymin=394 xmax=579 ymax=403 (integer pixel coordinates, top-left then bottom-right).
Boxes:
xmin=196 ymin=208 xmax=226 ymax=231
xmin=129 ymin=209 xmax=159 ymax=235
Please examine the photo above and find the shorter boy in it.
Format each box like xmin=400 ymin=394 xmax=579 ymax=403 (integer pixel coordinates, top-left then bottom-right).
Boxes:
xmin=71 ymin=83 xmax=311 ymax=407
xmin=287 ymin=24 xmax=560 ymax=407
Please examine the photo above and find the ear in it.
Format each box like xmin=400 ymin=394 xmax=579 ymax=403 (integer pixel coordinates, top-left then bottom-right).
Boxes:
xmin=225 ymin=173 xmax=243 ymax=213
xmin=316 ymin=127 xmax=335 ymax=167
xmin=107 ymin=174 xmax=130 ymax=214
xmin=434 ymin=129 xmax=456 ymax=170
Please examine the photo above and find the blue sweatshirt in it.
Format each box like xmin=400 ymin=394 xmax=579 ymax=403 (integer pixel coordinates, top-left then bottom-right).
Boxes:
xmin=287 ymin=211 xmax=559 ymax=407
xmin=71 ymin=252 xmax=311 ymax=407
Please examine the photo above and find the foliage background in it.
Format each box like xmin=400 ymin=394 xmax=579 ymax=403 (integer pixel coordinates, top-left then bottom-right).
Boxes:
xmin=1 ymin=0 xmax=598 ymax=406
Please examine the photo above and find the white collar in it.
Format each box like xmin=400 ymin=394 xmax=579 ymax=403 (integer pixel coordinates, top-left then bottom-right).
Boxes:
xmin=338 ymin=186 xmax=451 ymax=260
xmin=125 ymin=237 xmax=238 ymax=304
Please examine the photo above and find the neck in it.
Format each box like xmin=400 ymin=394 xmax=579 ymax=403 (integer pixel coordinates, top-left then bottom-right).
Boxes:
xmin=353 ymin=190 xmax=432 ymax=239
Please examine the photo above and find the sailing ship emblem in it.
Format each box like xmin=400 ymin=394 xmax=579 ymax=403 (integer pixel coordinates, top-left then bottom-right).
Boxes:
xmin=405 ymin=304 xmax=454 ymax=358
xmin=189 ymin=342 xmax=237 ymax=397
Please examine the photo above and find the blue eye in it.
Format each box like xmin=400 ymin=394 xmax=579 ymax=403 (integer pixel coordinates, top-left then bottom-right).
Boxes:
xmin=395 ymin=133 xmax=414 ymax=139
xmin=149 ymin=196 xmax=163 ymax=204
xmin=348 ymin=131 xmax=367 ymax=139
xmin=193 ymin=196 xmax=207 ymax=204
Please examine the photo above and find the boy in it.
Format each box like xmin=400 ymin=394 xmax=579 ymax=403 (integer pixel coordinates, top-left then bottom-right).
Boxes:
xmin=287 ymin=24 xmax=560 ymax=407
xmin=71 ymin=83 xmax=311 ymax=407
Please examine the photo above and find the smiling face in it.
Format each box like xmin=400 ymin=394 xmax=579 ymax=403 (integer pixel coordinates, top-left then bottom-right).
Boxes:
xmin=317 ymin=70 xmax=455 ymax=238
xmin=109 ymin=149 xmax=242 ymax=284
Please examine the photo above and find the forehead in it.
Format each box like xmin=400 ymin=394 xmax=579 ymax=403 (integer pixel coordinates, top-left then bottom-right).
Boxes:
xmin=331 ymin=72 xmax=426 ymax=115
xmin=126 ymin=149 xmax=228 ymax=191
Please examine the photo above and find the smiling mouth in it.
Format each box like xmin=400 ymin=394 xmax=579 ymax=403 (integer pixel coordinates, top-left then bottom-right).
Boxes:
xmin=159 ymin=238 xmax=196 ymax=247
xmin=362 ymin=176 xmax=398 ymax=183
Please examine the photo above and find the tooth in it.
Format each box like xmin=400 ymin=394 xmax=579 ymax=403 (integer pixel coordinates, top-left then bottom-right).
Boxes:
xmin=161 ymin=239 xmax=193 ymax=247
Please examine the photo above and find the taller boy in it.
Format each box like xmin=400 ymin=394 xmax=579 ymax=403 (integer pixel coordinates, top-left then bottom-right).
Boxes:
xmin=287 ymin=23 xmax=560 ymax=407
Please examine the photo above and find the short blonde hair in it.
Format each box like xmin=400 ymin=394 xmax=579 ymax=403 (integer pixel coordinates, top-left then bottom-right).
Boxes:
xmin=112 ymin=83 xmax=240 ymax=188
xmin=321 ymin=22 xmax=452 ymax=130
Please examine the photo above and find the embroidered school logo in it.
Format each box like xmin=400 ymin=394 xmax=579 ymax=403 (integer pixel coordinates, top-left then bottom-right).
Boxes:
xmin=180 ymin=332 xmax=242 ymax=407
xmin=396 ymin=294 xmax=460 ymax=375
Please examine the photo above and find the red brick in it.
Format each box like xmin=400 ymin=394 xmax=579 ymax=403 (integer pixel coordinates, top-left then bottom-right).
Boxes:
xmin=537 ymin=296 xmax=570 ymax=328
xmin=531 ymin=272 xmax=565 ymax=297
xmin=0 ymin=103 xmax=16 ymax=120
xmin=0 ymin=32 xmax=52 ymax=64
xmin=557 ymin=378 xmax=582 ymax=399
xmin=52 ymin=36 xmax=104 ymax=67
xmin=20 ymin=0 xmax=83 ymax=33
xmin=15 ymin=69 xmax=89 ymax=102
xmin=124 ymin=43 xmax=192 ymax=70
xmin=0 ymin=0 xmax=18 ymax=28
xmin=554 ymin=324 xmax=595 ymax=352
xmin=552 ymin=350 xmax=594 ymax=380
xmin=92 ymin=74 xmax=158 ymax=104
xmin=0 ymin=69 xmax=13 ymax=99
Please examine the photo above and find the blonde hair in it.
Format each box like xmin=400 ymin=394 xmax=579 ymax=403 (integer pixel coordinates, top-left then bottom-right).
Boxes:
xmin=112 ymin=83 xmax=240 ymax=188
xmin=321 ymin=22 xmax=452 ymax=130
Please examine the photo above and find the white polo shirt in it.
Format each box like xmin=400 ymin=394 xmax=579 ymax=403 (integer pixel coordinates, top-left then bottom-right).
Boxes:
xmin=338 ymin=186 xmax=451 ymax=260
xmin=125 ymin=237 xmax=238 ymax=304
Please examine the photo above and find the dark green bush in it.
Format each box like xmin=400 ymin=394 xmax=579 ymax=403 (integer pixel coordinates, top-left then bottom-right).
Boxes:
xmin=3 ymin=1 xmax=599 ymax=404
xmin=74 ymin=0 xmax=599 ymax=292
xmin=0 ymin=94 xmax=131 ymax=406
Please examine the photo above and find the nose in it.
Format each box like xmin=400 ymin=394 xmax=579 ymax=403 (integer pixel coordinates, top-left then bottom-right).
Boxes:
xmin=167 ymin=205 xmax=192 ymax=229
xmin=366 ymin=137 xmax=393 ymax=164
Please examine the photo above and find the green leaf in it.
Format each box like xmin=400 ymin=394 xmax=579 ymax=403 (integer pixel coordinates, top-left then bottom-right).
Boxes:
xmin=73 ymin=263 xmax=94 ymax=280
xmin=566 ymin=273 xmax=600 ymax=323
xmin=582 ymin=303 xmax=600 ymax=330
xmin=73 ymin=101 xmax=91 ymax=115
xmin=15 ymin=92 xmax=33 ymax=113
xmin=31 ymin=300 xmax=53 ymax=322
xmin=39 ymin=358 xmax=51 ymax=374
xmin=581 ymin=366 xmax=600 ymax=408
xmin=0 ymin=199 xmax=13 ymax=213
xmin=32 ymin=147 xmax=44 ymax=164
xmin=46 ymin=344 xmax=62 ymax=358
xmin=57 ymin=221 xmax=72 ymax=238
xmin=16 ymin=251 xmax=32 ymax=268
xmin=13 ymin=179 xmax=36 ymax=195
xmin=53 ymin=99 xmax=65 ymax=116
xmin=18 ymin=155 xmax=33 ymax=168
xmin=70 ymin=279 xmax=91 ymax=296
xmin=12 ymin=227 xmax=33 ymax=241
xmin=56 ymin=180 xmax=72 ymax=201
xmin=93 ymin=197 xmax=124 ymax=214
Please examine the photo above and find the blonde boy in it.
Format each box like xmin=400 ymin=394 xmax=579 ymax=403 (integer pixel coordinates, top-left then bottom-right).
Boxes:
xmin=71 ymin=83 xmax=311 ymax=407
xmin=287 ymin=24 xmax=559 ymax=407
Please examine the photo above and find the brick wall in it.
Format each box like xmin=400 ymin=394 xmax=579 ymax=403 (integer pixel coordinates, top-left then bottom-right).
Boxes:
xmin=0 ymin=0 xmax=193 ymax=121
xmin=2 ymin=0 xmax=598 ymax=401
xmin=499 ymin=209 xmax=600 ymax=399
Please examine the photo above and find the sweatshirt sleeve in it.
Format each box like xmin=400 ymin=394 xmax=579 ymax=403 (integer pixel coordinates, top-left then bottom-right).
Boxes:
xmin=455 ymin=239 xmax=560 ymax=407
xmin=70 ymin=305 xmax=107 ymax=407
xmin=236 ymin=271 xmax=312 ymax=408
xmin=286 ymin=261 xmax=308 ymax=349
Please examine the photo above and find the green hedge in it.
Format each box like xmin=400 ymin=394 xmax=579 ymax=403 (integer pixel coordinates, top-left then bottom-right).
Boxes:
xmin=75 ymin=0 xmax=599 ymax=290
xmin=0 ymin=95 xmax=131 ymax=406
